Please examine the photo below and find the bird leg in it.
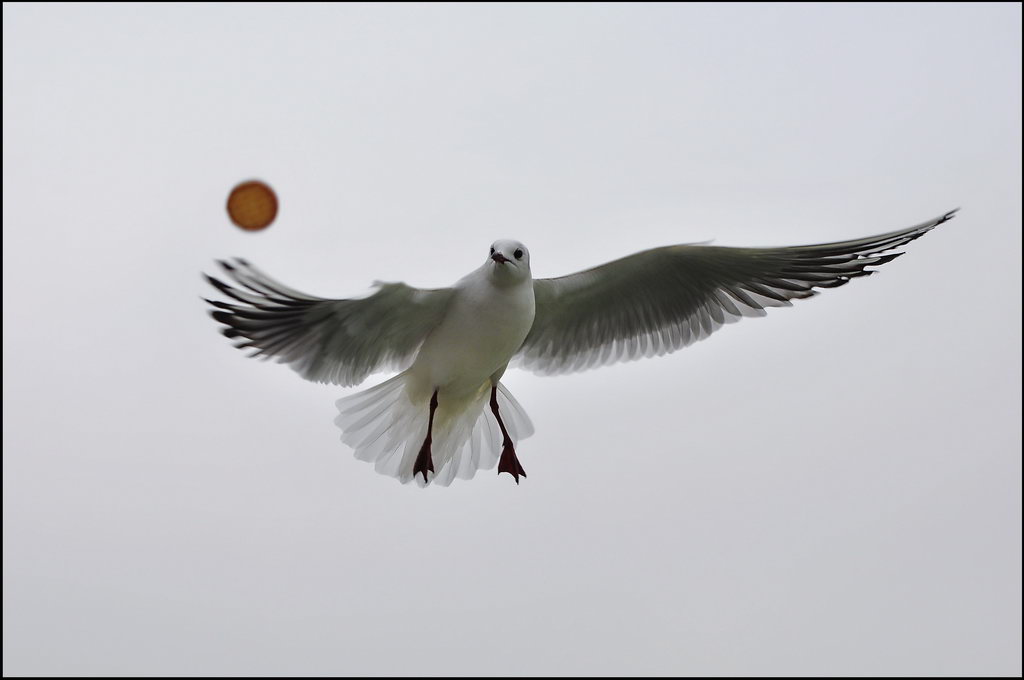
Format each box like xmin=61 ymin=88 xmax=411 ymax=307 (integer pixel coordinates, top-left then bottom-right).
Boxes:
xmin=491 ymin=385 xmax=527 ymax=484
xmin=413 ymin=389 xmax=439 ymax=483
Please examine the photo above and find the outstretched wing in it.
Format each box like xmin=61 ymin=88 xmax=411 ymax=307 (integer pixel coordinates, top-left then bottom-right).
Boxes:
xmin=205 ymin=259 xmax=453 ymax=386
xmin=517 ymin=209 xmax=956 ymax=376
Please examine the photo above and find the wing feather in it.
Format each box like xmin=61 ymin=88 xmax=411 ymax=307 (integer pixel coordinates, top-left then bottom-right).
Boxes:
xmin=205 ymin=259 xmax=453 ymax=386
xmin=517 ymin=209 xmax=956 ymax=375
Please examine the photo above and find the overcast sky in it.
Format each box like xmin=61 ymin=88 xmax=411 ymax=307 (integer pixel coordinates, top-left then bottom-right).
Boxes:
xmin=3 ymin=3 xmax=1021 ymax=676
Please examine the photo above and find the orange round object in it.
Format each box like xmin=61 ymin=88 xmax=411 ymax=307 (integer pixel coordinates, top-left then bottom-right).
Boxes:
xmin=226 ymin=180 xmax=278 ymax=231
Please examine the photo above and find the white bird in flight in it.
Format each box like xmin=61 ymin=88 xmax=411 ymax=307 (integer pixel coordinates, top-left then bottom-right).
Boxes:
xmin=206 ymin=209 xmax=955 ymax=487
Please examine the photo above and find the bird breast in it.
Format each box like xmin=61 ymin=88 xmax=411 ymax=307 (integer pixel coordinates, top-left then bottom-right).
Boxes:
xmin=410 ymin=276 xmax=536 ymax=395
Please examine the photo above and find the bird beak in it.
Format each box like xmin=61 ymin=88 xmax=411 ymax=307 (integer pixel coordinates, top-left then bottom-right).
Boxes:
xmin=491 ymin=253 xmax=510 ymax=264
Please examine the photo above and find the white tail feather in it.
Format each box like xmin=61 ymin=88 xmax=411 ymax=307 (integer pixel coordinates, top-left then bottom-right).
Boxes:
xmin=334 ymin=372 xmax=534 ymax=486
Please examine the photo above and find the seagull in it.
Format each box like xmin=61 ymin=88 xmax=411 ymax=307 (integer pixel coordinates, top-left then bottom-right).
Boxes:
xmin=205 ymin=209 xmax=956 ymax=486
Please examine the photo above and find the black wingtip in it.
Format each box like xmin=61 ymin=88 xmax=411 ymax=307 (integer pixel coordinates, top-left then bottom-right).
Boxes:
xmin=205 ymin=274 xmax=231 ymax=294
xmin=204 ymin=297 xmax=236 ymax=310
xmin=872 ymin=252 xmax=904 ymax=266
xmin=205 ymin=274 xmax=259 ymax=305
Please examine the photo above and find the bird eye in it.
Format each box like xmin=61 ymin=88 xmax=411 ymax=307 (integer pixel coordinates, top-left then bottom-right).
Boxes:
xmin=490 ymin=247 xmax=495 ymax=255
xmin=514 ymin=249 xmax=523 ymax=259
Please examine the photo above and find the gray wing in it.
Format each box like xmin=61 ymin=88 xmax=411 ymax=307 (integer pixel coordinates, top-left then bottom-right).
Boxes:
xmin=517 ymin=209 xmax=956 ymax=375
xmin=205 ymin=259 xmax=453 ymax=386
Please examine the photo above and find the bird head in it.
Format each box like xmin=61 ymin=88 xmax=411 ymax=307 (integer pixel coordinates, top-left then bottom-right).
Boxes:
xmin=487 ymin=239 xmax=531 ymax=285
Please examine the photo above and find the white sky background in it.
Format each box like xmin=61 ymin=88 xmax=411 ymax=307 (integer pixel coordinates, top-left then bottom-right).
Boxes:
xmin=3 ymin=3 xmax=1021 ymax=676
